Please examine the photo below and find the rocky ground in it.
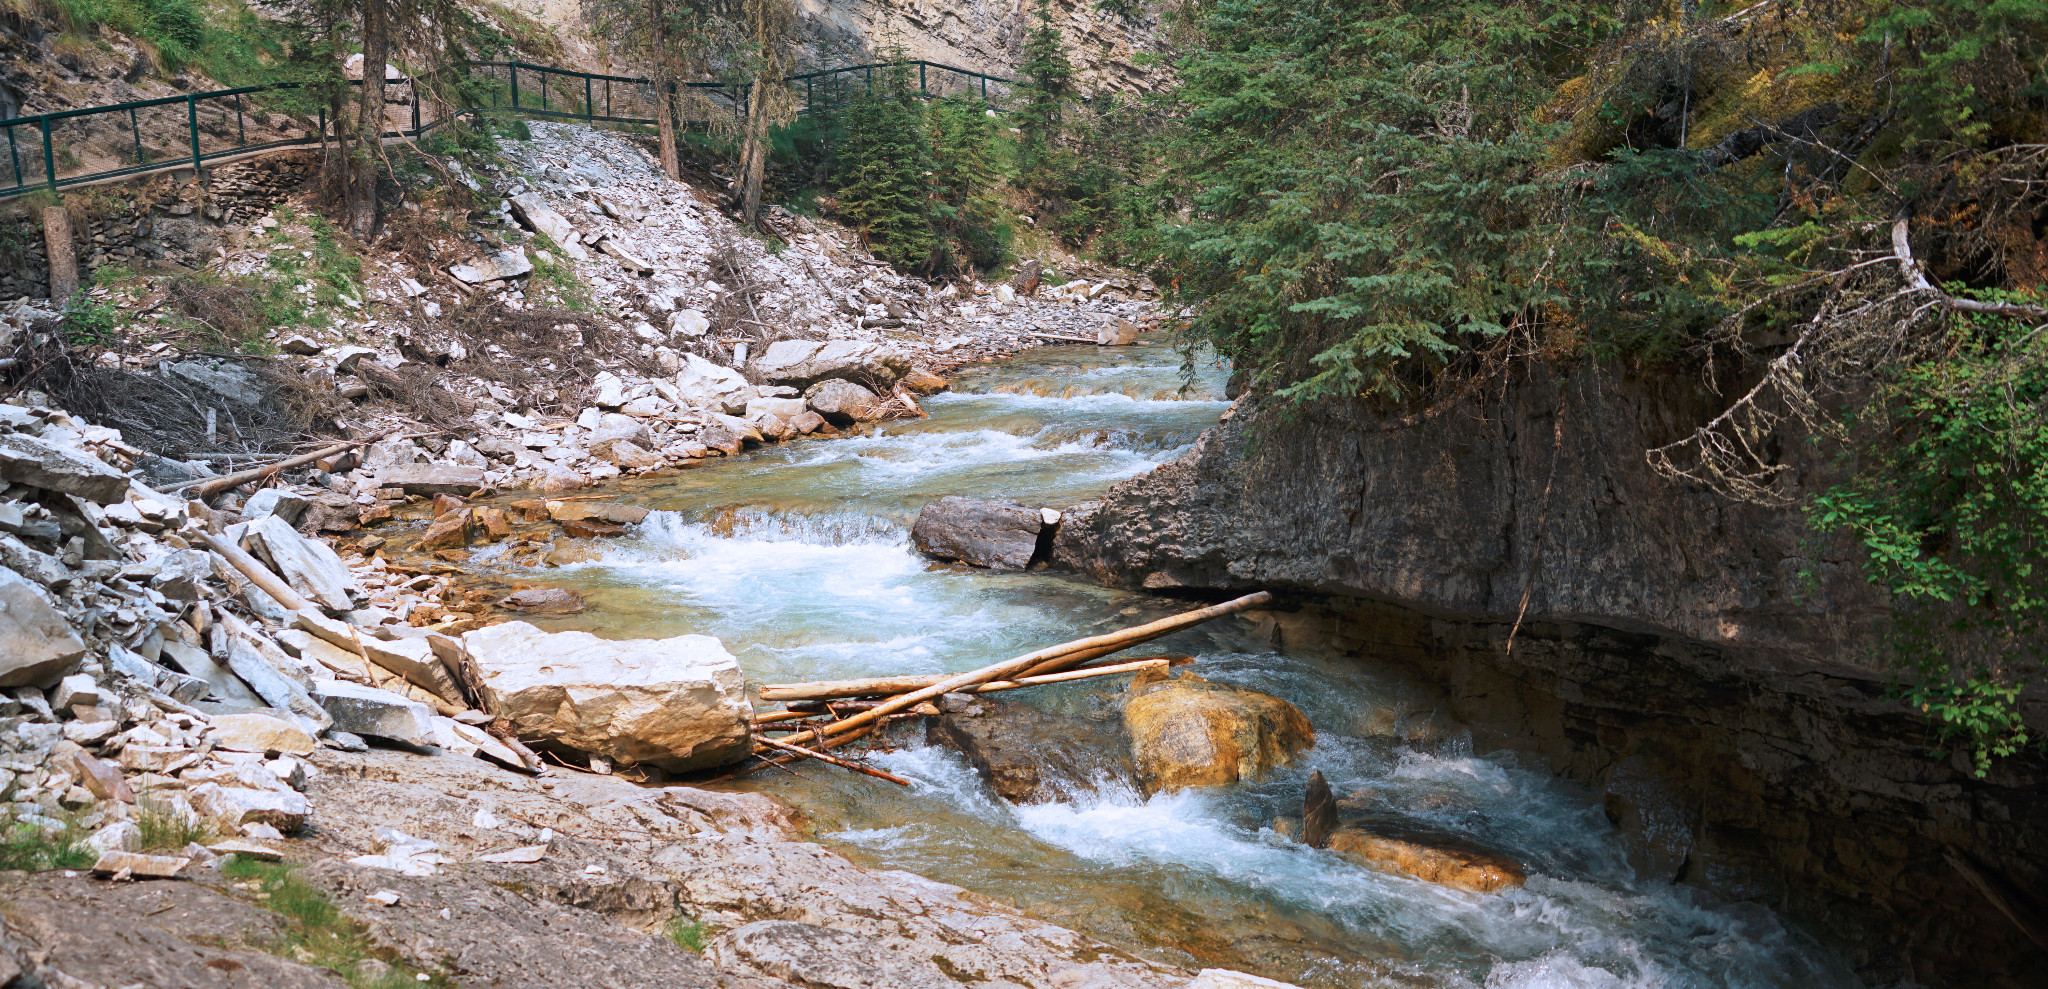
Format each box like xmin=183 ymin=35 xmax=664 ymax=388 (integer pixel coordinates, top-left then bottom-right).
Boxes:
xmin=0 ymin=107 xmax=1300 ymax=989
xmin=0 ymin=373 xmax=1308 ymax=989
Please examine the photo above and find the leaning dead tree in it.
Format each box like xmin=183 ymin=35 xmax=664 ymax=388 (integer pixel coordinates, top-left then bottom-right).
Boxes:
xmin=1646 ymin=187 xmax=2048 ymax=506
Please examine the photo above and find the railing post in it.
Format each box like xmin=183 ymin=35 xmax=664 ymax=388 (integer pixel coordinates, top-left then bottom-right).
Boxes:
xmin=585 ymin=73 xmax=593 ymax=121
xmin=411 ymin=78 xmax=420 ymax=134
xmin=920 ymin=62 xmax=926 ymax=94
xmin=510 ymin=64 xmax=519 ymax=109
xmin=187 ymin=95 xmax=202 ymax=176
xmin=235 ymin=92 xmax=246 ymax=146
xmin=7 ymin=124 xmax=22 ymax=189
xmin=41 ymin=116 xmax=55 ymax=191
xmin=130 ymin=106 xmax=145 ymax=164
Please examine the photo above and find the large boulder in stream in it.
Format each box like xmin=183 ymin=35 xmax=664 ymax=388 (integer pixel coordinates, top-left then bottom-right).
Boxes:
xmin=910 ymin=496 xmax=1053 ymax=570
xmin=461 ymin=621 xmax=751 ymax=771
xmin=926 ymin=696 xmax=1139 ymax=804
xmin=1121 ymin=668 xmax=1312 ymax=793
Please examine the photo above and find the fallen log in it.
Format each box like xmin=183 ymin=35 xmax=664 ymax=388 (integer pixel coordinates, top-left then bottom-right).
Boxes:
xmin=766 ymin=655 xmax=1188 ymax=703
xmin=1030 ymin=332 xmax=1099 ymax=344
xmin=754 ymin=734 xmax=912 ymax=786
xmin=184 ymin=432 xmax=389 ymax=499
xmin=201 ymin=531 xmax=313 ymax=611
xmin=795 ymin=592 xmax=1272 ymax=745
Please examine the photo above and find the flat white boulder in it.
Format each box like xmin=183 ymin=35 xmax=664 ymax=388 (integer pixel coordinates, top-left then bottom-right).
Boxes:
xmin=674 ymin=354 xmax=754 ymax=415
xmin=752 ymin=340 xmax=913 ymax=389
xmin=463 ymin=621 xmax=751 ymax=771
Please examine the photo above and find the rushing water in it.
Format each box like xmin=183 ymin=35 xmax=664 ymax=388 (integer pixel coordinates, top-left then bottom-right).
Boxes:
xmin=499 ymin=340 xmax=1864 ymax=989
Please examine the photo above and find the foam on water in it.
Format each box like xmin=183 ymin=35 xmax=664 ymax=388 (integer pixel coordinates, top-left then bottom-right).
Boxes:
xmin=845 ymin=739 xmax=1859 ymax=989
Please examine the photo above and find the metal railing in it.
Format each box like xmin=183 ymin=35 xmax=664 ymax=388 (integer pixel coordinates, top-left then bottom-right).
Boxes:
xmin=0 ymin=58 xmax=1013 ymax=199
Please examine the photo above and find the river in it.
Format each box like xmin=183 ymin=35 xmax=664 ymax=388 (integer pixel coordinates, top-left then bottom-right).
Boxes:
xmin=485 ymin=339 xmax=1865 ymax=989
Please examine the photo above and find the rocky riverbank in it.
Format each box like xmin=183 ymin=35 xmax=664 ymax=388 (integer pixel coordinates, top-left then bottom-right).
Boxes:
xmin=0 ymin=383 xmax=1311 ymax=989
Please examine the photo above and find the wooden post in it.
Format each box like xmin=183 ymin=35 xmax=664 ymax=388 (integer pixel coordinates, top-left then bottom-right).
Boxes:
xmin=41 ymin=205 xmax=78 ymax=302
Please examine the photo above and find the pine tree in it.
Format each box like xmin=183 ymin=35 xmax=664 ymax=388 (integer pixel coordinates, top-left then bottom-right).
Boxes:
xmin=1015 ymin=0 xmax=1074 ymax=175
xmin=833 ymin=59 xmax=934 ymax=269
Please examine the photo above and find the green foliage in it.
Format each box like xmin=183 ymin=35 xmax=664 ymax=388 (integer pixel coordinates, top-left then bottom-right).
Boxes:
xmin=0 ymin=815 xmax=96 ymax=872
xmin=664 ymin=916 xmax=712 ymax=953
xmin=1131 ymin=0 xmax=2048 ymax=769
xmin=832 ymin=58 xmax=936 ymax=270
xmin=1810 ymin=306 xmax=2048 ymax=775
xmin=925 ymin=97 xmax=1010 ymax=274
xmin=1016 ymin=0 xmax=1076 ymax=175
xmin=224 ymin=858 xmax=452 ymax=989
xmin=59 ymin=289 xmax=120 ymax=347
xmin=136 ymin=797 xmax=223 ymax=851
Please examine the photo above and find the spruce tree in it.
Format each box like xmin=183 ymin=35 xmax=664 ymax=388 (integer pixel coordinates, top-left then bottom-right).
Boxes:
xmin=833 ymin=58 xmax=934 ymax=270
xmin=1015 ymin=0 xmax=1074 ymax=175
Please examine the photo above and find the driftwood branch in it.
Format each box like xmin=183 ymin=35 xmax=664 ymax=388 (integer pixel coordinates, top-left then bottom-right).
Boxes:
xmin=184 ymin=432 xmax=389 ymax=499
xmin=754 ymin=734 xmax=912 ymax=785
xmin=201 ymin=531 xmax=313 ymax=611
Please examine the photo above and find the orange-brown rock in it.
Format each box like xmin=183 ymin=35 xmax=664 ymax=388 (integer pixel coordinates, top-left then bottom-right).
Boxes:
xmin=432 ymin=493 xmax=467 ymax=518
xmin=417 ymin=511 xmax=470 ymax=551
xmin=359 ymin=503 xmax=396 ymax=526
xmin=474 ymin=507 xmax=513 ymax=539
xmin=560 ymin=519 xmax=624 ymax=539
xmin=900 ymin=369 xmax=950 ymax=394
xmin=507 ymin=499 xmax=551 ymax=523
xmin=1327 ymin=829 xmax=1525 ymax=894
xmin=1120 ymin=668 xmax=1313 ymax=793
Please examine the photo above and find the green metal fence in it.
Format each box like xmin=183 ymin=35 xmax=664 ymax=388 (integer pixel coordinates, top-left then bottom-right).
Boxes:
xmin=0 ymin=58 xmax=1012 ymax=200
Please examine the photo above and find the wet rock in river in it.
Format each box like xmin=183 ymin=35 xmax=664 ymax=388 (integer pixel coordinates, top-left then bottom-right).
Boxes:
xmin=462 ymin=621 xmax=751 ymax=771
xmin=1121 ymin=668 xmax=1313 ymax=794
xmin=1326 ymin=824 xmax=1525 ymax=894
xmin=498 ymin=587 xmax=585 ymax=614
xmin=926 ymin=696 xmax=1138 ymax=804
xmin=909 ymin=496 xmax=1051 ymax=570
xmin=803 ymin=379 xmax=885 ymax=425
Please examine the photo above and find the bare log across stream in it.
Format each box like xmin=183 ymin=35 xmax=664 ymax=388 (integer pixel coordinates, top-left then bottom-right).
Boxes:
xmin=774 ymin=592 xmax=1273 ymax=748
xmin=758 ymin=592 xmax=1271 ymax=704
xmin=763 ymin=655 xmax=1190 ymax=703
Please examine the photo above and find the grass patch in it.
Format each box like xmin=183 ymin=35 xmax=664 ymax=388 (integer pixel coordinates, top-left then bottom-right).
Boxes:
xmin=663 ymin=915 xmax=712 ymax=953
xmin=526 ymin=234 xmax=591 ymax=311
xmin=0 ymin=814 xmax=97 ymax=871
xmin=135 ymin=798 xmax=222 ymax=852
xmin=221 ymin=857 xmax=451 ymax=989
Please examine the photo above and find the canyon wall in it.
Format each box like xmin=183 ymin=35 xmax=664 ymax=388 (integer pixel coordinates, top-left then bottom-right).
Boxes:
xmin=798 ymin=0 xmax=1170 ymax=94
xmin=1053 ymin=362 xmax=2047 ymax=987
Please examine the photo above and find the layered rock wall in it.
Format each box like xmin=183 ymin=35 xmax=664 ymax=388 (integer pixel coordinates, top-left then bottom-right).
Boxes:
xmin=799 ymin=0 xmax=1171 ymax=95
xmin=1053 ymin=362 xmax=2048 ymax=986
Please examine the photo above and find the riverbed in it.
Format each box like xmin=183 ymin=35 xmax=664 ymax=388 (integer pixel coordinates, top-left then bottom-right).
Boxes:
xmin=489 ymin=339 xmax=1865 ymax=989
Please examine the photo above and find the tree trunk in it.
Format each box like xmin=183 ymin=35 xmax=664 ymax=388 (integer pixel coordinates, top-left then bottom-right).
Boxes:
xmin=740 ymin=72 xmax=770 ymax=228
xmin=350 ymin=0 xmax=390 ymax=239
xmin=650 ymin=0 xmax=679 ymax=181
xmin=41 ymin=206 xmax=78 ymax=302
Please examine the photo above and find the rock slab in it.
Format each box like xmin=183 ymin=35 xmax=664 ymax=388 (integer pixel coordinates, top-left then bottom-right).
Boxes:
xmin=463 ymin=621 xmax=751 ymax=771
xmin=0 ymin=432 xmax=130 ymax=504
xmin=0 ymin=567 xmax=87 ymax=687
xmin=910 ymin=496 xmax=1047 ymax=570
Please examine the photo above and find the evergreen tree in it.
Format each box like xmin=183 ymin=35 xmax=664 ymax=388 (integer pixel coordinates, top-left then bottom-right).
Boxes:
xmin=833 ymin=59 xmax=934 ymax=269
xmin=1015 ymin=0 xmax=1074 ymax=175
xmin=925 ymin=97 xmax=1007 ymax=274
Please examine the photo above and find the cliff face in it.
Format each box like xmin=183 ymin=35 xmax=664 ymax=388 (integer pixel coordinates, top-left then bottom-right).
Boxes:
xmin=798 ymin=0 xmax=1170 ymax=94
xmin=1053 ymin=362 xmax=2048 ymax=986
